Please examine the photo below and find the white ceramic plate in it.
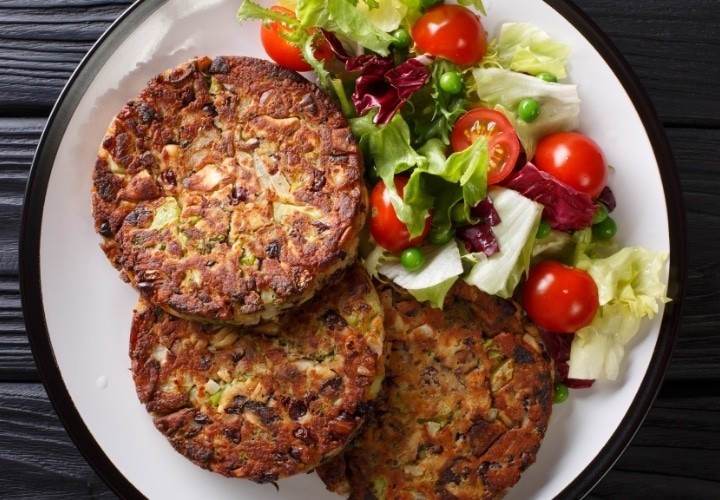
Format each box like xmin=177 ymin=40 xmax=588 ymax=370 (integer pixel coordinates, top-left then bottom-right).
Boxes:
xmin=21 ymin=0 xmax=685 ymax=498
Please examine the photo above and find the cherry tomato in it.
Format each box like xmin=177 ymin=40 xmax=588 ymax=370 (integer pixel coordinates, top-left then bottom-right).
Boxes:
xmin=369 ymin=177 xmax=431 ymax=253
xmin=260 ymin=6 xmax=330 ymax=72
xmin=522 ymin=260 xmax=599 ymax=333
xmin=534 ymin=132 xmax=608 ymax=199
xmin=450 ymin=108 xmax=520 ymax=185
xmin=411 ymin=4 xmax=488 ymax=66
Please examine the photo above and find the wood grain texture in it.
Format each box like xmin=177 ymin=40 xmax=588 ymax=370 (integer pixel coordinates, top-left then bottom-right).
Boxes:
xmin=566 ymin=0 xmax=720 ymax=127
xmin=0 ymin=383 xmax=115 ymax=498
xmin=0 ymin=1 xmax=133 ymax=116
xmin=0 ymin=0 xmax=719 ymax=498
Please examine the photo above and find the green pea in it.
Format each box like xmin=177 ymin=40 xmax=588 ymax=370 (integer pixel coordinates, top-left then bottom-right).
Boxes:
xmin=536 ymin=71 xmax=558 ymax=83
xmin=439 ymin=71 xmax=463 ymax=94
xmin=401 ymin=247 xmax=425 ymax=271
xmin=391 ymin=28 xmax=411 ymax=49
xmin=593 ymin=216 xmax=617 ymax=240
xmin=553 ymin=382 xmax=569 ymax=404
xmin=517 ymin=98 xmax=541 ymax=122
xmin=592 ymin=204 xmax=609 ymax=225
xmin=535 ymin=219 xmax=551 ymax=239
xmin=429 ymin=225 xmax=454 ymax=245
xmin=450 ymin=202 xmax=467 ymax=223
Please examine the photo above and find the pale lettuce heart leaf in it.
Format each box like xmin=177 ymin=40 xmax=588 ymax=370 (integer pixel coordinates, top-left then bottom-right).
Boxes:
xmin=400 ymin=276 xmax=459 ymax=310
xmin=378 ymin=241 xmax=463 ymax=308
xmin=567 ymin=246 xmax=670 ymax=381
xmin=568 ymin=302 xmax=643 ymax=381
xmin=362 ymin=243 xmax=389 ymax=280
xmin=489 ymin=22 xmax=571 ymax=78
xmin=355 ymin=0 xmax=408 ymax=32
xmin=463 ymin=187 xmax=543 ymax=298
xmin=574 ymin=246 xmax=670 ymax=318
xmin=468 ymin=67 xmax=580 ymax=159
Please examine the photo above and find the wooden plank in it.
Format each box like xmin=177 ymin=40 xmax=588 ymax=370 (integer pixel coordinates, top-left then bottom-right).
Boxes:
xmin=1 ymin=0 xmax=720 ymax=122
xmin=0 ymin=118 xmax=41 ymax=380
xmin=571 ymin=0 xmax=720 ymax=127
xmin=590 ymin=381 xmax=720 ymax=497
xmin=0 ymin=382 xmax=115 ymax=498
xmin=0 ymin=1 xmax=133 ymax=116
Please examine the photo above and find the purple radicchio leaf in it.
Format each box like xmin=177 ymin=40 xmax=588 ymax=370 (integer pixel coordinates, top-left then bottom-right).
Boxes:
xmin=501 ymin=163 xmax=598 ymax=231
xmin=321 ymin=30 xmax=430 ymax=124
xmin=597 ymin=185 xmax=617 ymax=212
xmin=321 ymin=30 xmax=350 ymax=61
xmin=539 ymin=329 xmax=595 ymax=389
xmin=352 ymin=56 xmax=429 ymax=124
xmin=455 ymin=197 xmax=501 ymax=257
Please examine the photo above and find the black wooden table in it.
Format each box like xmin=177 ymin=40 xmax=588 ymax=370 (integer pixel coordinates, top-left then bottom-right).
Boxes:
xmin=1 ymin=1 xmax=718 ymax=498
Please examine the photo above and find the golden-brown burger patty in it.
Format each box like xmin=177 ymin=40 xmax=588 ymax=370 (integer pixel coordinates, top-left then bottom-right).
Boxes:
xmin=129 ymin=265 xmax=385 ymax=483
xmin=316 ymin=282 xmax=553 ymax=499
xmin=92 ymin=55 xmax=366 ymax=325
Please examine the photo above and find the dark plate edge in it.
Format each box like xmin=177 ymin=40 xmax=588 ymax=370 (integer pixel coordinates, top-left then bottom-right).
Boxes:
xmin=17 ymin=1 xmax=687 ymax=499
xmin=18 ymin=1 xmax=166 ymax=499
xmin=542 ymin=1 xmax=688 ymax=499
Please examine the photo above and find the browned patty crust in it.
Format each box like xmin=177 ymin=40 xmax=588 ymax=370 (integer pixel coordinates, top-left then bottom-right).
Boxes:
xmin=130 ymin=265 xmax=385 ymax=483
xmin=92 ymin=55 xmax=367 ymax=324
xmin=316 ymin=282 xmax=554 ymax=499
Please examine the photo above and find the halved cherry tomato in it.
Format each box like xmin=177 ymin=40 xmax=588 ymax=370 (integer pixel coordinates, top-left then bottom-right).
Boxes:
xmin=260 ymin=6 xmax=330 ymax=72
xmin=450 ymin=108 xmax=520 ymax=185
xmin=369 ymin=177 xmax=431 ymax=253
xmin=411 ymin=4 xmax=488 ymax=66
xmin=534 ymin=131 xmax=608 ymax=199
xmin=521 ymin=260 xmax=599 ymax=333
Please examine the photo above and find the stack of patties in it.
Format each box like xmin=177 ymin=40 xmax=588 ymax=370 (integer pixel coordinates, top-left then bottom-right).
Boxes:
xmin=91 ymin=55 xmax=385 ymax=482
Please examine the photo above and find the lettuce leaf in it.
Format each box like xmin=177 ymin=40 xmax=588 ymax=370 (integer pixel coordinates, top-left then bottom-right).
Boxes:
xmin=575 ymin=246 xmax=670 ymax=317
xmin=567 ymin=246 xmax=670 ymax=380
xmin=568 ymin=302 xmax=643 ymax=381
xmin=402 ymin=59 xmax=469 ymax=146
xmin=468 ymin=68 xmax=580 ymax=159
xmin=355 ymin=0 xmax=408 ymax=32
xmin=350 ymin=112 xmax=431 ymax=237
xmin=296 ymin=0 xmax=396 ymax=55
xmin=484 ymin=22 xmax=571 ymax=78
xmin=463 ymin=187 xmax=543 ymax=298
xmin=377 ymin=240 xmax=464 ymax=308
xmin=350 ymin=113 xmax=489 ymax=239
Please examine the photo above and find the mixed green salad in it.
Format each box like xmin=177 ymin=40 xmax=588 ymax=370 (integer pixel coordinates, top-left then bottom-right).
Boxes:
xmin=237 ymin=0 xmax=669 ymax=395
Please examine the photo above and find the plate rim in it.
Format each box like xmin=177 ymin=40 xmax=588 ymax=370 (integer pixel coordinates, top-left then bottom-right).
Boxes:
xmin=18 ymin=0 xmax=687 ymax=499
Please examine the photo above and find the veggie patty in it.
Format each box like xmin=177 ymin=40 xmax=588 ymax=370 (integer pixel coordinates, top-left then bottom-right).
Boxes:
xmin=317 ymin=281 xmax=554 ymax=499
xmin=130 ymin=265 xmax=385 ymax=482
xmin=92 ymin=55 xmax=366 ymax=325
